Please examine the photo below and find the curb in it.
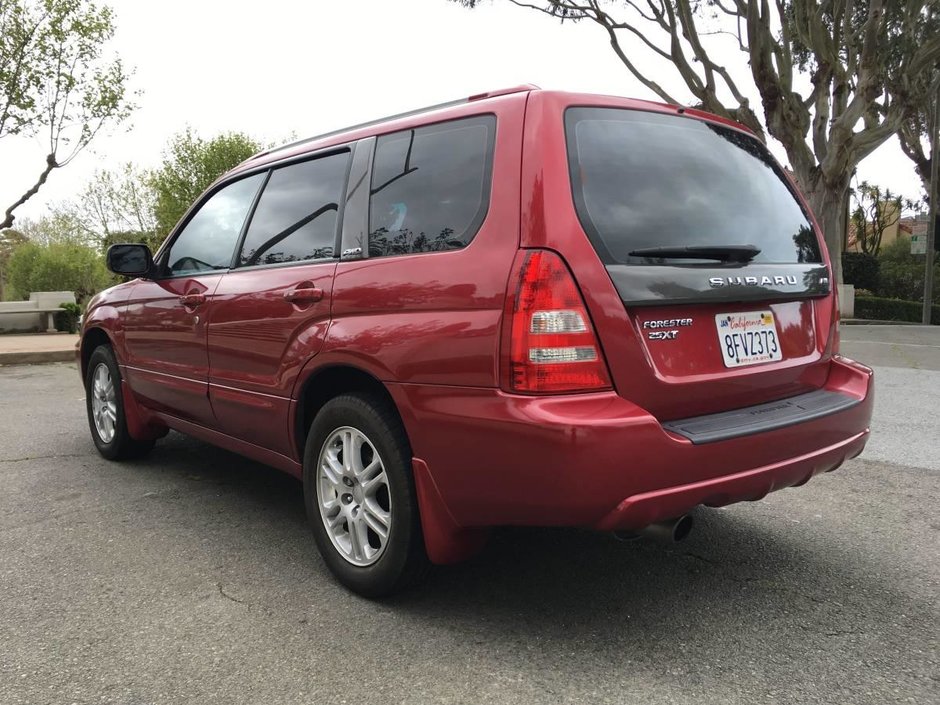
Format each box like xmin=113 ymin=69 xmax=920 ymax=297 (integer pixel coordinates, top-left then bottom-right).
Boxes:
xmin=0 ymin=350 xmax=76 ymax=366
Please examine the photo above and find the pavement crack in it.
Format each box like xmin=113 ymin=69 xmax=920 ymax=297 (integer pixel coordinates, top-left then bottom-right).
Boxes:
xmin=217 ymin=582 xmax=251 ymax=610
xmin=684 ymin=552 xmax=720 ymax=566
xmin=1 ymin=452 xmax=91 ymax=464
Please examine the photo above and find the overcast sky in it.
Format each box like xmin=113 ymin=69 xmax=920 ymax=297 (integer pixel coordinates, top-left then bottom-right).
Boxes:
xmin=0 ymin=0 xmax=927 ymax=225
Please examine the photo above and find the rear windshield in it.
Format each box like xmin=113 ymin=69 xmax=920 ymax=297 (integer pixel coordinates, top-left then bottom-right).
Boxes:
xmin=565 ymin=107 xmax=821 ymax=265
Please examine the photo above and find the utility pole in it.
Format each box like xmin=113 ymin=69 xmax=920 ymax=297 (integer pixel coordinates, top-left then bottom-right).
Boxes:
xmin=923 ymin=77 xmax=940 ymax=325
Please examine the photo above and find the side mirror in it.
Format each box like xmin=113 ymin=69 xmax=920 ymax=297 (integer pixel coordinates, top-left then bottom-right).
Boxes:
xmin=106 ymin=243 xmax=153 ymax=277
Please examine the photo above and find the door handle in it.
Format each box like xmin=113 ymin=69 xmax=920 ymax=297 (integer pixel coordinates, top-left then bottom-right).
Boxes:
xmin=284 ymin=287 xmax=324 ymax=304
xmin=179 ymin=293 xmax=206 ymax=307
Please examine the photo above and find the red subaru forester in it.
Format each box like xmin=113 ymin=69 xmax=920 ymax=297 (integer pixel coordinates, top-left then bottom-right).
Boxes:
xmin=80 ymin=86 xmax=873 ymax=596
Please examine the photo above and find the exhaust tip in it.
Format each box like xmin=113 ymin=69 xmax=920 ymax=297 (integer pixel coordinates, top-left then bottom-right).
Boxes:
xmin=613 ymin=514 xmax=694 ymax=544
xmin=672 ymin=514 xmax=694 ymax=542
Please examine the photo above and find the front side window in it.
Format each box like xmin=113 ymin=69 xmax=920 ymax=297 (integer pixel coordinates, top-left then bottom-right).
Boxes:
xmin=238 ymin=152 xmax=350 ymax=267
xmin=164 ymin=174 xmax=265 ymax=277
xmin=369 ymin=115 xmax=495 ymax=257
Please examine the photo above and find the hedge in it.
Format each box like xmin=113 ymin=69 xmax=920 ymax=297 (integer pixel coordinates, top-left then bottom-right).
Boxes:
xmin=842 ymin=252 xmax=880 ymax=291
xmin=874 ymin=239 xmax=940 ymax=304
xmin=855 ymin=296 xmax=940 ymax=325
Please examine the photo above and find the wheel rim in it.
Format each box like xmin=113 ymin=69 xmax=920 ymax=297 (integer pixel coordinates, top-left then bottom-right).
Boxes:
xmin=90 ymin=362 xmax=117 ymax=443
xmin=317 ymin=426 xmax=392 ymax=567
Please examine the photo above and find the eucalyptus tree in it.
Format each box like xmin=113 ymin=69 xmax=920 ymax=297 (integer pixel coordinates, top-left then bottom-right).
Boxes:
xmin=454 ymin=1 xmax=940 ymax=282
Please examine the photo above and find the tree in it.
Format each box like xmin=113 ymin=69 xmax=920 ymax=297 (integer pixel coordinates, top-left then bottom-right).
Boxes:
xmin=454 ymin=1 xmax=940 ymax=283
xmin=876 ymin=236 xmax=940 ymax=304
xmin=150 ymin=129 xmax=262 ymax=238
xmin=0 ymin=0 xmax=135 ymax=231
xmin=0 ymin=228 xmax=28 ymax=299
xmin=53 ymin=162 xmax=159 ymax=247
xmin=99 ymin=229 xmax=162 ymax=256
xmin=13 ymin=212 xmax=89 ymax=246
xmin=6 ymin=239 xmax=111 ymax=303
xmin=850 ymin=181 xmax=918 ymax=255
xmin=896 ymin=70 xmax=938 ymax=196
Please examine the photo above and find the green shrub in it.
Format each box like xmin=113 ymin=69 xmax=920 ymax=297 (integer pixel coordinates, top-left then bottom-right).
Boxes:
xmin=54 ymin=302 xmax=83 ymax=333
xmin=842 ymin=252 xmax=879 ymax=291
xmin=875 ymin=239 xmax=940 ymax=304
xmin=7 ymin=242 xmax=111 ymax=304
xmin=855 ymin=295 xmax=940 ymax=325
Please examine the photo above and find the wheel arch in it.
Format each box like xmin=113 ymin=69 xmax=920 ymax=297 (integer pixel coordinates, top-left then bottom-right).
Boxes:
xmin=292 ymin=364 xmax=406 ymax=461
xmin=80 ymin=327 xmax=113 ymax=380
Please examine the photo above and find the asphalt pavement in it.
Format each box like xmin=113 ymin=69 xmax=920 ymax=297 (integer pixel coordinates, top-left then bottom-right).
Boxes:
xmin=0 ymin=329 xmax=937 ymax=705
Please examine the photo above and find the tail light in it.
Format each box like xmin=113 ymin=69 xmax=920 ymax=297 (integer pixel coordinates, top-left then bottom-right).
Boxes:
xmin=504 ymin=249 xmax=612 ymax=393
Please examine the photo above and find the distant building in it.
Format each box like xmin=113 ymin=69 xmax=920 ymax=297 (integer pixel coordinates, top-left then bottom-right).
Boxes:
xmin=846 ymin=206 xmax=927 ymax=253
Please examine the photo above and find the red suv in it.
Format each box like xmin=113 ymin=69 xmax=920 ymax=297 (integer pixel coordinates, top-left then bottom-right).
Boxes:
xmin=80 ymin=86 xmax=873 ymax=596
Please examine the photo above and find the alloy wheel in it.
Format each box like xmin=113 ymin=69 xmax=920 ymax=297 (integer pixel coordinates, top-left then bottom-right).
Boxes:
xmin=90 ymin=362 xmax=117 ymax=444
xmin=317 ymin=426 xmax=392 ymax=567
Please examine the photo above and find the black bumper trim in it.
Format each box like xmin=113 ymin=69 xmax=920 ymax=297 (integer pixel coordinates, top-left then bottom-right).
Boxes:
xmin=662 ymin=389 xmax=861 ymax=444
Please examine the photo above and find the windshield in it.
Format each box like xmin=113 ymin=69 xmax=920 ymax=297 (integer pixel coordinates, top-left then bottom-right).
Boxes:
xmin=565 ymin=107 xmax=821 ymax=266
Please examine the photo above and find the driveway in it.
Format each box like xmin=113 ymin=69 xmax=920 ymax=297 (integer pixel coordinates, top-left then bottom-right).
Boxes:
xmin=0 ymin=327 xmax=937 ymax=705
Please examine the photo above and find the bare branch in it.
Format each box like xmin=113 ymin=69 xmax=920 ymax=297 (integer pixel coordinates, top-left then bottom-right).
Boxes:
xmin=675 ymin=0 xmax=751 ymax=108
xmin=593 ymin=10 xmax=682 ymax=105
xmin=592 ymin=2 xmax=672 ymax=61
xmin=0 ymin=153 xmax=57 ymax=231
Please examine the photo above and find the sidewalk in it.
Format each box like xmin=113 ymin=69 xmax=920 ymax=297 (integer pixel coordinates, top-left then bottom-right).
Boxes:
xmin=0 ymin=332 xmax=78 ymax=365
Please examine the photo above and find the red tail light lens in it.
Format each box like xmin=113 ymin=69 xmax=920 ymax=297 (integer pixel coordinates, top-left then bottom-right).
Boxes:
xmin=507 ymin=250 xmax=612 ymax=393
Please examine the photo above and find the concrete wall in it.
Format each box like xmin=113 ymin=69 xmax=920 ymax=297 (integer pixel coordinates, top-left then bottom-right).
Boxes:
xmin=0 ymin=292 xmax=76 ymax=333
xmin=838 ymin=284 xmax=855 ymax=318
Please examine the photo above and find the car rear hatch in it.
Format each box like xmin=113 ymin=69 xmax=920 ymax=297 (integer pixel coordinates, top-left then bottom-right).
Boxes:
xmin=562 ymin=105 xmax=836 ymax=421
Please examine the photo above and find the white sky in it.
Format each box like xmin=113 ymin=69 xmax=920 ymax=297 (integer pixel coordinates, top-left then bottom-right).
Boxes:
xmin=0 ymin=0 xmax=927 ymax=224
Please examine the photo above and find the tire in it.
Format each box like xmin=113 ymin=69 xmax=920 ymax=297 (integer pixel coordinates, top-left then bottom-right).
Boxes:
xmin=303 ymin=392 xmax=428 ymax=597
xmin=85 ymin=345 xmax=155 ymax=461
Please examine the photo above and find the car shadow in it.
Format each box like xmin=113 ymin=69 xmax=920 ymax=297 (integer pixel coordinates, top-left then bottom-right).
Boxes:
xmin=123 ymin=431 xmax=926 ymax=669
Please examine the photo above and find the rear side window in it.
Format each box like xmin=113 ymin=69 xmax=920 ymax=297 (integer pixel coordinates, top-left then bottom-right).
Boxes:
xmin=565 ymin=108 xmax=821 ymax=265
xmin=369 ymin=115 xmax=495 ymax=257
xmin=238 ymin=151 xmax=350 ymax=267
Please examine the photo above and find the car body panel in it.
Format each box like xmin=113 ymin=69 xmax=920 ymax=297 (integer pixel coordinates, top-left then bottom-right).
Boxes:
xmin=388 ymin=356 xmax=872 ymax=530
xmin=207 ymin=260 xmax=338 ymax=456
xmin=292 ymin=91 xmax=527 ymax=395
xmin=121 ymin=274 xmax=223 ymax=425
xmin=78 ymin=280 xmax=136 ymax=379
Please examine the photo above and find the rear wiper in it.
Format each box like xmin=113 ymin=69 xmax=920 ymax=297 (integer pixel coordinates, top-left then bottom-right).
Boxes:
xmin=628 ymin=244 xmax=761 ymax=263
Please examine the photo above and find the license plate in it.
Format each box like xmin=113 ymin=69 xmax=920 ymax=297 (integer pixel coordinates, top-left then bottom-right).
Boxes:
xmin=715 ymin=311 xmax=782 ymax=368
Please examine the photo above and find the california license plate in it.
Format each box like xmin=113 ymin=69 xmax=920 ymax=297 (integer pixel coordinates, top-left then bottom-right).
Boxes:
xmin=715 ymin=311 xmax=782 ymax=368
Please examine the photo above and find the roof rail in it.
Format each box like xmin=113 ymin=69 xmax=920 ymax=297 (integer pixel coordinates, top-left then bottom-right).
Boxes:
xmin=248 ymin=84 xmax=539 ymax=162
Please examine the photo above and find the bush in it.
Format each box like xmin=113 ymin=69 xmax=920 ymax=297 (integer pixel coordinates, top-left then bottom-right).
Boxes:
xmin=7 ymin=242 xmax=112 ymax=304
xmin=842 ymin=252 xmax=880 ymax=291
xmin=54 ymin=302 xmax=83 ymax=333
xmin=855 ymin=295 xmax=940 ymax=325
xmin=875 ymin=239 xmax=940 ymax=304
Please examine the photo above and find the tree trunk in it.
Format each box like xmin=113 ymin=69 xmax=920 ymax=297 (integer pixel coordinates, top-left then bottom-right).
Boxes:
xmin=0 ymin=154 xmax=57 ymax=231
xmin=802 ymin=175 xmax=849 ymax=286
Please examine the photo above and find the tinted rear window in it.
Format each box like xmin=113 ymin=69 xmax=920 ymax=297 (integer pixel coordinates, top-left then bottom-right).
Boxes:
xmin=565 ymin=108 xmax=821 ymax=265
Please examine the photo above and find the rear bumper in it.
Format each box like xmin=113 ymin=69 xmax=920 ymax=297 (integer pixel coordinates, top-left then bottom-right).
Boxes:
xmin=593 ymin=427 xmax=867 ymax=531
xmin=390 ymin=355 xmax=873 ymax=533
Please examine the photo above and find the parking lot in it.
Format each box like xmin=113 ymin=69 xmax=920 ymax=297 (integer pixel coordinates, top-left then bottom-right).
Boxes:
xmin=1 ymin=326 xmax=937 ymax=705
